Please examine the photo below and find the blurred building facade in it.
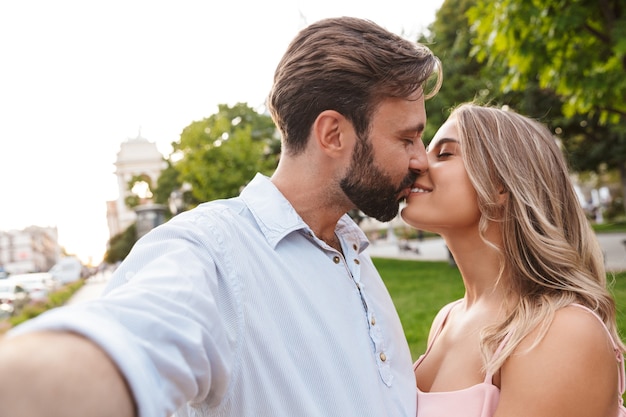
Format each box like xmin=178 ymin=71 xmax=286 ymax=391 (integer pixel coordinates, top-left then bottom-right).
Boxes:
xmin=0 ymin=226 xmax=60 ymax=274
xmin=106 ymin=133 xmax=166 ymax=239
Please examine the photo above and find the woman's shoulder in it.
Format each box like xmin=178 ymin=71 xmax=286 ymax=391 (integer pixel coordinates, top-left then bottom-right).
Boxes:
xmin=544 ymin=304 xmax=615 ymax=353
xmin=497 ymin=304 xmax=619 ymax=416
xmin=513 ymin=304 xmax=616 ymax=374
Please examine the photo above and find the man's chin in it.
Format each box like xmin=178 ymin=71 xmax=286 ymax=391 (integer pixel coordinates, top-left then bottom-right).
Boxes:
xmin=375 ymin=214 xmax=398 ymax=223
xmin=368 ymin=207 xmax=399 ymax=223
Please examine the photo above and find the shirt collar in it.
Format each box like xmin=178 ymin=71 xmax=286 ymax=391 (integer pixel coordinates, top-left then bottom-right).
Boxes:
xmin=240 ymin=173 xmax=308 ymax=248
xmin=240 ymin=173 xmax=370 ymax=252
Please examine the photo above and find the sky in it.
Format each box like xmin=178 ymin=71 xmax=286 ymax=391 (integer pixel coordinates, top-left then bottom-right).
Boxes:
xmin=0 ymin=0 xmax=444 ymax=265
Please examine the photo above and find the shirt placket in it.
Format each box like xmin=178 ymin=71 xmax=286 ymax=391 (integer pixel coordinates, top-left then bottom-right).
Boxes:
xmin=335 ymin=240 xmax=393 ymax=387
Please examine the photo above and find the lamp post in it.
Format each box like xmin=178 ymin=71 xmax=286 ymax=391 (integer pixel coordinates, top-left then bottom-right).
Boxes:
xmin=135 ymin=204 xmax=167 ymax=239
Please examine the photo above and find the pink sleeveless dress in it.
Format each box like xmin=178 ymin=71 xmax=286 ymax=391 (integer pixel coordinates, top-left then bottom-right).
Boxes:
xmin=414 ymin=302 xmax=626 ymax=417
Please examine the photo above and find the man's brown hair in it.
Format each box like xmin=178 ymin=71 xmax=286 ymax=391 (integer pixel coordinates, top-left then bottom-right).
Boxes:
xmin=268 ymin=16 xmax=442 ymax=155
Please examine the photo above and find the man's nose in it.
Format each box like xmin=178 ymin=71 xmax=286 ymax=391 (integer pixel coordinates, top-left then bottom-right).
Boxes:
xmin=409 ymin=140 xmax=428 ymax=173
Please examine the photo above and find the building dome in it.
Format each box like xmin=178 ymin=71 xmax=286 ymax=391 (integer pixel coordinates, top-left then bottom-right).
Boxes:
xmin=115 ymin=133 xmax=164 ymax=166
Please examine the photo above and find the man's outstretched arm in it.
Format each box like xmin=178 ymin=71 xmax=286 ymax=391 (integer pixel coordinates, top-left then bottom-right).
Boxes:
xmin=0 ymin=331 xmax=136 ymax=417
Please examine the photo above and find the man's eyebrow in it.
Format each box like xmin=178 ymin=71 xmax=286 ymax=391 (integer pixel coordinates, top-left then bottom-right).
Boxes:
xmin=398 ymin=123 xmax=425 ymax=136
xmin=426 ymin=137 xmax=459 ymax=152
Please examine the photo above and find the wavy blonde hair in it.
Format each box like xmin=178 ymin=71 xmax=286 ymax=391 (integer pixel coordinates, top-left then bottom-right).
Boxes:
xmin=450 ymin=103 xmax=624 ymax=374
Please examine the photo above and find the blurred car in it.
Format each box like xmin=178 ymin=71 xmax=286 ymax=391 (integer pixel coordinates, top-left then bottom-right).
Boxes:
xmin=48 ymin=257 xmax=83 ymax=284
xmin=8 ymin=272 xmax=59 ymax=302
xmin=0 ymin=281 xmax=30 ymax=317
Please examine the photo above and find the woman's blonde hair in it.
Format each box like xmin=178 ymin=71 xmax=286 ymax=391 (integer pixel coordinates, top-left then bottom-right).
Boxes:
xmin=450 ymin=103 xmax=624 ymax=374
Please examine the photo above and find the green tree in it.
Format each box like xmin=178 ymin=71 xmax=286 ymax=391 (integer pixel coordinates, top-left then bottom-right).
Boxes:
xmin=172 ymin=103 xmax=280 ymax=204
xmin=469 ymin=0 xmax=626 ymax=121
xmin=468 ymin=0 xmax=626 ymax=209
xmin=104 ymin=224 xmax=136 ymax=264
xmin=419 ymin=0 xmax=495 ymax=143
xmin=421 ymin=0 xmax=570 ymax=158
xmin=152 ymin=159 xmax=180 ymax=207
xmin=152 ymin=160 xmax=197 ymax=218
xmin=107 ymin=103 xmax=279 ymax=263
xmin=420 ymin=0 xmax=565 ymax=140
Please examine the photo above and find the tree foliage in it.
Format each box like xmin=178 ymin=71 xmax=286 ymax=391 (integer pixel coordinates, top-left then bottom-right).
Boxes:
xmin=105 ymin=103 xmax=280 ymax=263
xmin=469 ymin=0 xmax=626 ymax=123
xmin=171 ymin=103 xmax=280 ymax=205
xmin=421 ymin=0 xmax=568 ymax=140
xmin=152 ymin=159 xmax=180 ymax=207
xmin=424 ymin=0 xmax=626 ymax=210
xmin=419 ymin=0 xmax=501 ymax=143
xmin=104 ymin=223 xmax=136 ymax=264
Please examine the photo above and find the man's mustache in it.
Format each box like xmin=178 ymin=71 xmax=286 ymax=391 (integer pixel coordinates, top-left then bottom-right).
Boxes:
xmin=398 ymin=172 xmax=418 ymax=191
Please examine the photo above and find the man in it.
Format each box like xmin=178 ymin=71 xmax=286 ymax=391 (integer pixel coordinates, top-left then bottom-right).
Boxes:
xmin=0 ymin=17 xmax=441 ymax=417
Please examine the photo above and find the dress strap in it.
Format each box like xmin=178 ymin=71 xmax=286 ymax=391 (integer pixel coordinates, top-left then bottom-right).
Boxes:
xmin=414 ymin=300 xmax=462 ymax=370
xmin=483 ymin=330 xmax=512 ymax=383
xmin=415 ymin=301 xmax=513 ymax=385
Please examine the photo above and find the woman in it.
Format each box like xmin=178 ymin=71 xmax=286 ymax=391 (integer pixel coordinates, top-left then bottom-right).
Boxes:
xmin=402 ymin=103 xmax=626 ymax=417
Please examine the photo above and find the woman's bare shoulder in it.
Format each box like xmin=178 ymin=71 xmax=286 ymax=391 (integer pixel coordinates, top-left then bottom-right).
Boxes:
xmin=495 ymin=305 xmax=619 ymax=417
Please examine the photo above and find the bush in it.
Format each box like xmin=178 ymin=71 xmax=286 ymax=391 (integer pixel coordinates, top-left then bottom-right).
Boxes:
xmin=0 ymin=280 xmax=85 ymax=334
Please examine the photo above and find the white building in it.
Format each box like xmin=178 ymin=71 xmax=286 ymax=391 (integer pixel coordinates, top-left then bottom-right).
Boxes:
xmin=0 ymin=226 xmax=60 ymax=274
xmin=106 ymin=133 xmax=167 ymax=238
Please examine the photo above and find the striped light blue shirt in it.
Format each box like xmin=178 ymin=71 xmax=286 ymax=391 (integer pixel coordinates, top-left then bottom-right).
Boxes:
xmin=12 ymin=173 xmax=416 ymax=417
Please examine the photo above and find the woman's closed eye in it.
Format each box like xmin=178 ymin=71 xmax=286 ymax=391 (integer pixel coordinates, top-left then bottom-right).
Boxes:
xmin=428 ymin=137 xmax=460 ymax=159
xmin=437 ymin=144 xmax=458 ymax=158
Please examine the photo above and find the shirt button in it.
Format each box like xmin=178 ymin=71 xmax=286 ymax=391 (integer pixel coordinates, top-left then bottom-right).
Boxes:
xmin=333 ymin=256 xmax=340 ymax=264
xmin=354 ymin=258 xmax=360 ymax=265
xmin=379 ymin=352 xmax=387 ymax=362
xmin=352 ymin=244 xmax=358 ymax=250
xmin=370 ymin=316 xmax=376 ymax=326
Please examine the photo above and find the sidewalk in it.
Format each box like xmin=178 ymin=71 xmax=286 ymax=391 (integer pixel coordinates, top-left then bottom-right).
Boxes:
xmin=366 ymin=232 xmax=626 ymax=272
xmin=365 ymin=236 xmax=450 ymax=262
xmin=597 ymin=233 xmax=626 ymax=272
xmin=66 ymin=270 xmax=112 ymax=305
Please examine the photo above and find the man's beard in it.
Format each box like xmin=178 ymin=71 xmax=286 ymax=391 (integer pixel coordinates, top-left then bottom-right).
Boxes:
xmin=340 ymin=137 xmax=417 ymax=222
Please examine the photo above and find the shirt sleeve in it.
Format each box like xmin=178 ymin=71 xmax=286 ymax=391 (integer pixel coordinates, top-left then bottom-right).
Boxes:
xmin=9 ymin=214 xmax=239 ymax=417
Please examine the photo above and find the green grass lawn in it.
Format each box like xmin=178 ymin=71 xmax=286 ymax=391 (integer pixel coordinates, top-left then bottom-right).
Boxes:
xmin=592 ymin=221 xmax=626 ymax=233
xmin=374 ymin=258 xmax=626 ymax=361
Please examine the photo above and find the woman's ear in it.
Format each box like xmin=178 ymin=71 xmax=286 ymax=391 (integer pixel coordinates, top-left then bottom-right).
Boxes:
xmin=497 ymin=187 xmax=509 ymax=205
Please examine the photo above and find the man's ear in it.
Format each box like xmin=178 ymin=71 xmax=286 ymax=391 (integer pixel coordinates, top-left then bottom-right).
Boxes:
xmin=312 ymin=110 xmax=351 ymax=157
